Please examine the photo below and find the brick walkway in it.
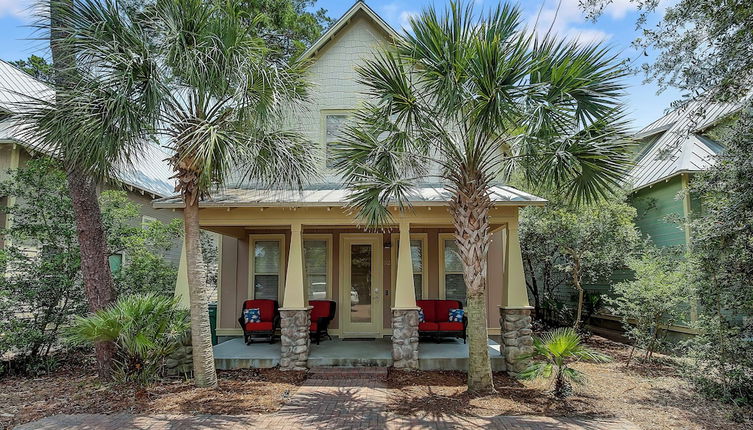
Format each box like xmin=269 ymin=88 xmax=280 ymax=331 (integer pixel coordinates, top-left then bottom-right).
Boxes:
xmin=15 ymin=368 xmax=639 ymax=430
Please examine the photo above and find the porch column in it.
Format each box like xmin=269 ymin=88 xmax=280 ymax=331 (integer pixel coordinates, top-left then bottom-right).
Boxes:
xmin=279 ymin=223 xmax=312 ymax=370
xmin=500 ymin=214 xmax=534 ymax=376
xmin=174 ymin=238 xmax=190 ymax=309
xmin=391 ymin=221 xmax=419 ymax=369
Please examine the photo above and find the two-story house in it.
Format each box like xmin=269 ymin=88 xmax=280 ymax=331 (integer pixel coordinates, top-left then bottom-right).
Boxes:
xmin=157 ymin=1 xmax=544 ymax=370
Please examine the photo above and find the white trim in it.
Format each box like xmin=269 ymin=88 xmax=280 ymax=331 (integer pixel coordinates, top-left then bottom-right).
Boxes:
xmin=301 ymin=1 xmax=399 ymax=60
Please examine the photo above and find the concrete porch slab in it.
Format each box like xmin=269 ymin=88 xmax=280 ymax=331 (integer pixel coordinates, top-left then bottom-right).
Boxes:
xmin=213 ymin=337 xmax=506 ymax=371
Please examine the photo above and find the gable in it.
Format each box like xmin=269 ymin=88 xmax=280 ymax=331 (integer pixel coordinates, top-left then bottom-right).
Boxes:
xmin=291 ymin=9 xmax=394 ymax=176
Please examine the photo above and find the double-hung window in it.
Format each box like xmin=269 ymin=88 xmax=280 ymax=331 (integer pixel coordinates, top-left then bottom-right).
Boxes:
xmin=251 ymin=237 xmax=284 ymax=301
xmin=324 ymin=113 xmax=349 ymax=169
xmin=440 ymin=235 xmax=466 ymax=305
xmin=303 ymin=237 xmax=330 ymax=300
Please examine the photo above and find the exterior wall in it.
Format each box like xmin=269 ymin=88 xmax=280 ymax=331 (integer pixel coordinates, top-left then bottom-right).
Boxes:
xmin=630 ymin=175 xmax=687 ymax=248
xmin=215 ymin=225 xmax=509 ymax=336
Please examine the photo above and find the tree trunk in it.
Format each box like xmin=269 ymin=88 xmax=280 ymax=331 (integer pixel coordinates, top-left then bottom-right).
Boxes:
xmin=183 ymin=191 xmax=217 ymax=388
xmin=67 ymin=169 xmax=117 ymax=379
xmin=572 ymin=260 xmax=584 ymax=328
xmin=450 ymin=179 xmax=494 ymax=393
xmin=51 ymin=0 xmax=116 ymax=380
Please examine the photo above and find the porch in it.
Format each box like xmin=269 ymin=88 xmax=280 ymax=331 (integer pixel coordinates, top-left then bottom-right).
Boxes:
xmin=158 ymin=185 xmax=542 ymax=372
xmin=213 ymin=336 xmax=507 ymax=371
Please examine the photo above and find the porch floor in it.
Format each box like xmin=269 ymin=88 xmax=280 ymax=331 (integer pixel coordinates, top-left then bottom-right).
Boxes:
xmin=213 ymin=337 xmax=506 ymax=371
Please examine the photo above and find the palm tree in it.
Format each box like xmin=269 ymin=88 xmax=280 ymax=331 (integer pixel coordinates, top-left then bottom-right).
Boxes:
xmin=518 ymin=327 xmax=611 ymax=398
xmin=26 ymin=0 xmax=316 ymax=387
xmin=334 ymin=2 xmax=631 ymax=392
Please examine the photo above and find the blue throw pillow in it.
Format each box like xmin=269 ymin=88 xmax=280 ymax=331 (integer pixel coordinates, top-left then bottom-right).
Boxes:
xmin=244 ymin=308 xmax=261 ymax=324
xmin=418 ymin=308 xmax=425 ymax=323
xmin=449 ymin=308 xmax=464 ymax=322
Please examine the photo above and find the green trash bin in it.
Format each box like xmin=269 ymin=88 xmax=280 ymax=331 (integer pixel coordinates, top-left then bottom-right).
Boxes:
xmin=208 ymin=303 xmax=218 ymax=345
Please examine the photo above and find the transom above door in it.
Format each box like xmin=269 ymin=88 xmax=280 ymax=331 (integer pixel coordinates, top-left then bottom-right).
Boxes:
xmin=339 ymin=234 xmax=383 ymax=338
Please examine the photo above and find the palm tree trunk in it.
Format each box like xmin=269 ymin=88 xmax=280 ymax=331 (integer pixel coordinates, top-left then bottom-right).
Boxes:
xmin=182 ymin=190 xmax=217 ymax=388
xmin=51 ymin=0 xmax=116 ymax=380
xmin=451 ymin=181 xmax=494 ymax=393
xmin=67 ymin=170 xmax=117 ymax=379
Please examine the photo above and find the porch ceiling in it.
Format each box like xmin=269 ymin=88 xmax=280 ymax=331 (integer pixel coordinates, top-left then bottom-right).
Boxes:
xmin=153 ymin=184 xmax=546 ymax=209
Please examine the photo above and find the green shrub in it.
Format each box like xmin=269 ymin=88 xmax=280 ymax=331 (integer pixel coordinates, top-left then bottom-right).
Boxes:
xmin=605 ymin=247 xmax=692 ymax=365
xmin=68 ymin=294 xmax=189 ymax=385
xmin=519 ymin=327 xmax=611 ymax=398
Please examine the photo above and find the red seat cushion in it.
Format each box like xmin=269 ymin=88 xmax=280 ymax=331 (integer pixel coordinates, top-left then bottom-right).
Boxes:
xmin=416 ymin=300 xmax=437 ymax=322
xmin=242 ymin=300 xmax=275 ymax=322
xmin=310 ymin=300 xmax=333 ymax=321
xmin=418 ymin=322 xmax=439 ymax=331
xmin=435 ymin=300 xmax=462 ymax=322
xmin=438 ymin=322 xmax=464 ymax=331
xmin=310 ymin=322 xmax=318 ymax=331
xmin=244 ymin=321 xmax=273 ymax=331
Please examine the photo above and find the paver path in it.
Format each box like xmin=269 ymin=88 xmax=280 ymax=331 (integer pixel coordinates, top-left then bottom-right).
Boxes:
xmin=15 ymin=367 xmax=639 ymax=430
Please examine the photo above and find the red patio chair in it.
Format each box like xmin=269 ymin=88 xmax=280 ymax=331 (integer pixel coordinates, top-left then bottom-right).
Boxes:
xmin=309 ymin=300 xmax=336 ymax=345
xmin=238 ymin=299 xmax=280 ymax=344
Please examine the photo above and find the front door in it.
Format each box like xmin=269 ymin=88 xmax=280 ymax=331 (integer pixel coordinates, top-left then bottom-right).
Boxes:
xmin=340 ymin=234 xmax=383 ymax=337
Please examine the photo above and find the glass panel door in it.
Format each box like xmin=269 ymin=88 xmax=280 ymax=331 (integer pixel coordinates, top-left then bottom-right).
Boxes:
xmin=349 ymin=244 xmax=372 ymax=323
xmin=340 ymin=235 xmax=382 ymax=337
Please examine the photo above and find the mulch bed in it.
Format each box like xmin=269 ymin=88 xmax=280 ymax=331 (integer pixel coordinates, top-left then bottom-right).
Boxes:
xmin=387 ymin=336 xmax=752 ymax=430
xmin=0 ymin=353 xmax=305 ymax=429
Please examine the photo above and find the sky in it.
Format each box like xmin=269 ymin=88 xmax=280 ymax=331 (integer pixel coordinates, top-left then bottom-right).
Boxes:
xmin=0 ymin=0 xmax=683 ymax=130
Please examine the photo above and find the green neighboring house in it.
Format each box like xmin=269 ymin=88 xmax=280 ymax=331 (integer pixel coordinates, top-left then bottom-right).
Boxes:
xmin=592 ymin=100 xmax=743 ymax=335
xmin=626 ymin=101 xmax=740 ymax=248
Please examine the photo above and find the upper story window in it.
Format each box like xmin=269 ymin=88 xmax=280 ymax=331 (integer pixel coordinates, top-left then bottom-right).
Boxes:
xmin=325 ymin=114 xmax=349 ymax=169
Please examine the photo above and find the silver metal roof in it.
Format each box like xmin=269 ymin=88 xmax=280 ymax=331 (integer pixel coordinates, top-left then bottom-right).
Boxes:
xmin=153 ymin=184 xmax=546 ymax=208
xmin=0 ymin=60 xmax=176 ymax=197
xmin=0 ymin=60 xmax=54 ymax=113
xmin=628 ymin=98 xmax=742 ymax=191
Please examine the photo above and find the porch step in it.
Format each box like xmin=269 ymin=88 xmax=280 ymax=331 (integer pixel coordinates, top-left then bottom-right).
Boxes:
xmin=308 ymin=366 xmax=389 ymax=380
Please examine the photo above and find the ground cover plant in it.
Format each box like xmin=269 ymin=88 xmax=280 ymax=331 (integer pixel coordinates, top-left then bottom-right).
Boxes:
xmin=518 ymin=328 xmax=611 ymax=398
xmin=67 ymin=294 xmax=189 ymax=385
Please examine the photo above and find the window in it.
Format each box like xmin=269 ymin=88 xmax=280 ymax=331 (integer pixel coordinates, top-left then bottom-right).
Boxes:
xmin=304 ymin=237 xmax=330 ymax=300
xmin=252 ymin=238 xmax=283 ymax=300
xmin=391 ymin=234 xmax=427 ymax=300
xmin=325 ymin=114 xmax=349 ymax=168
xmin=441 ymin=236 xmax=466 ymax=304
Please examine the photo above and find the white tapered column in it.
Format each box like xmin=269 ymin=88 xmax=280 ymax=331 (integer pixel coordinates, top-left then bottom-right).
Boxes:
xmin=392 ymin=221 xmax=419 ymax=368
xmin=394 ymin=221 xmax=417 ymax=309
xmin=280 ymin=223 xmax=311 ymax=370
xmin=500 ymin=212 xmax=534 ymax=376
xmin=282 ymin=223 xmax=306 ymax=310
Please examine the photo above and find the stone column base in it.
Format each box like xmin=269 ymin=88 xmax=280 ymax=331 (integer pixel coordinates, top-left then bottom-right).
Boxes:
xmin=500 ymin=306 xmax=534 ymax=375
xmin=280 ymin=308 xmax=311 ymax=370
xmin=391 ymin=308 xmax=419 ymax=369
